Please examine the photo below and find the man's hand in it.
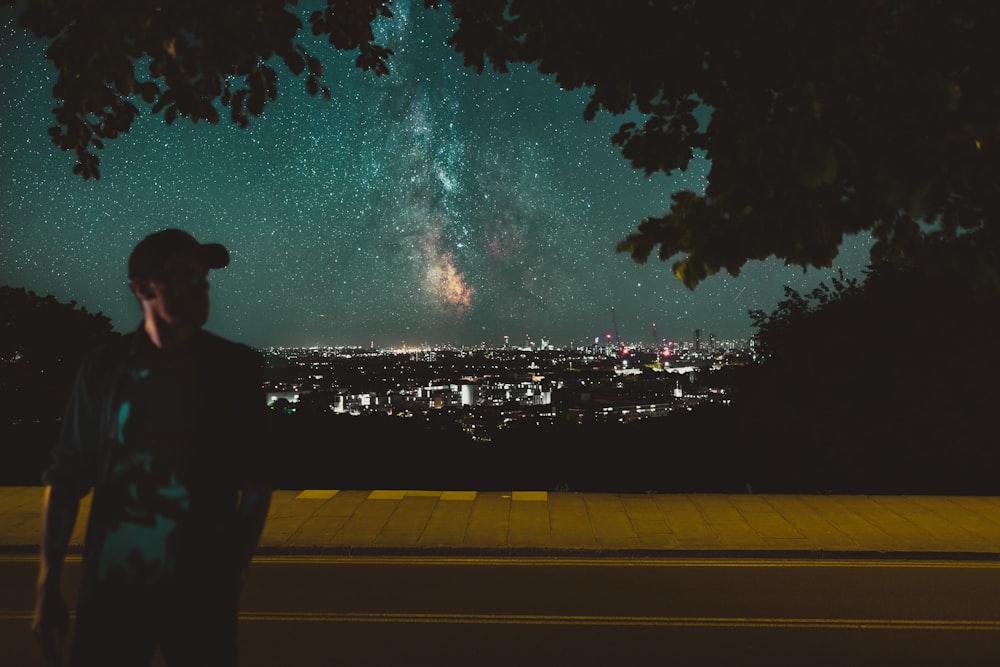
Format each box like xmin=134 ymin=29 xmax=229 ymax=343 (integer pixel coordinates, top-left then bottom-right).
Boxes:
xmin=32 ymin=588 xmax=69 ymax=667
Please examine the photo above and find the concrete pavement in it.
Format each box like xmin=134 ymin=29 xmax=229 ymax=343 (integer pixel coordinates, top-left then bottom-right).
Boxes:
xmin=2 ymin=486 xmax=1000 ymax=559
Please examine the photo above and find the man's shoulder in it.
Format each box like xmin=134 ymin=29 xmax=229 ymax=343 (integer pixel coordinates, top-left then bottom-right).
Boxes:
xmin=195 ymin=330 xmax=262 ymax=365
xmin=80 ymin=330 xmax=136 ymax=368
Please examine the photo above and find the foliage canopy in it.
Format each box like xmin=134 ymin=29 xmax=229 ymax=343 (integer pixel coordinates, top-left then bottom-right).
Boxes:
xmin=0 ymin=286 xmax=120 ymax=424
xmin=732 ymin=263 xmax=1000 ymax=492
xmin=7 ymin=0 xmax=1000 ymax=287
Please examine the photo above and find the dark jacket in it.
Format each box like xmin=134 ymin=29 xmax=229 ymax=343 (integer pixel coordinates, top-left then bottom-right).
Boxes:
xmin=46 ymin=326 xmax=272 ymax=589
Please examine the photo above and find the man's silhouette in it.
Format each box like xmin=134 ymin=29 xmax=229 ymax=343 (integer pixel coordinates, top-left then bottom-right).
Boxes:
xmin=32 ymin=228 xmax=272 ymax=666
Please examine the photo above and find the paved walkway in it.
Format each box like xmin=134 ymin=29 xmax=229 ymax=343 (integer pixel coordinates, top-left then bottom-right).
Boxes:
xmin=2 ymin=486 xmax=1000 ymax=559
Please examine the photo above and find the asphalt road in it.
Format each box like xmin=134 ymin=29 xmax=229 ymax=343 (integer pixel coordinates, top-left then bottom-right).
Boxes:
xmin=3 ymin=555 xmax=1000 ymax=666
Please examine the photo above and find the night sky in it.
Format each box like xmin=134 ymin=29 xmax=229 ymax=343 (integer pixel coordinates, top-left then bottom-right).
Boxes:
xmin=1 ymin=1 xmax=871 ymax=350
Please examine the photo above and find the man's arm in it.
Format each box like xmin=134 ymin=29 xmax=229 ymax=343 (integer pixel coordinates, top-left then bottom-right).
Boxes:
xmin=32 ymin=484 xmax=81 ymax=666
xmin=33 ymin=343 xmax=104 ymax=664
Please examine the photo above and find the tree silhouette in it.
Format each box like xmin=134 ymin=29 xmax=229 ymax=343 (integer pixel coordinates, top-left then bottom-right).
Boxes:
xmin=747 ymin=269 xmax=862 ymax=365
xmin=449 ymin=2 xmax=1000 ymax=288
xmin=4 ymin=0 xmax=414 ymax=179
xmin=0 ymin=286 xmax=120 ymax=484
xmin=7 ymin=1 xmax=1000 ymax=287
xmin=730 ymin=266 xmax=1000 ymax=493
xmin=1 ymin=286 xmax=119 ymax=424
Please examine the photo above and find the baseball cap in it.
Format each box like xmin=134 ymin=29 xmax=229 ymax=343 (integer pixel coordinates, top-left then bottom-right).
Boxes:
xmin=128 ymin=228 xmax=230 ymax=281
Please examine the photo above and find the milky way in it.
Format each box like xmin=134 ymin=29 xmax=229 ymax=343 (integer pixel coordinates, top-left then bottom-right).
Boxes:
xmin=0 ymin=1 xmax=872 ymax=348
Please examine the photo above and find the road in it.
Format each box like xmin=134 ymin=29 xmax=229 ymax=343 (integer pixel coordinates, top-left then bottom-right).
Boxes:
xmin=2 ymin=555 xmax=999 ymax=665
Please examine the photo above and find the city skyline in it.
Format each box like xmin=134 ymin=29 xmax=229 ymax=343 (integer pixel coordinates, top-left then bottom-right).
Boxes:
xmin=0 ymin=1 xmax=872 ymax=349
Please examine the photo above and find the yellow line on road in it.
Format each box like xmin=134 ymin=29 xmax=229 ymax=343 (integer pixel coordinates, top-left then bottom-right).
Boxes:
xmin=6 ymin=609 xmax=990 ymax=631
xmin=236 ymin=611 xmax=1000 ymax=631
xmin=251 ymin=555 xmax=1000 ymax=569
xmin=4 ymin=554 xmax=1000 ymax=569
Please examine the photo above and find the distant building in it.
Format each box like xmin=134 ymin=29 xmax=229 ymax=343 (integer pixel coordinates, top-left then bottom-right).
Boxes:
xmin=266 ymin=391 xmax=300 ymax=407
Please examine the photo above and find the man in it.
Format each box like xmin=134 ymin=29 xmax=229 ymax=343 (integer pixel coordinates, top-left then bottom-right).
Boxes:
xmin=32 ymin=228 xmax=273 ymax=666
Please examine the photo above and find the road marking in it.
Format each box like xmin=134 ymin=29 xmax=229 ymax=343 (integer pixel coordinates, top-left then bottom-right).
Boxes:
xmin=511 ymin=491 xmax=548 ymax=501
xmin=367 ymin=490 xmax=407 ymax=500
xmin=4 ymin=554 xmax=1000 ymax=569
xmin=1 ymin=609 xmax=997 ymax=632
xmin=234 ymin=611 xmax=1000 ymax=631
xmin=250 ymin=555 xmax=1000 ymax=569
xmin=364 ymin=490 xmax=482 ymax=500
xmin=296 ymin=490 xmax=338 ymax=500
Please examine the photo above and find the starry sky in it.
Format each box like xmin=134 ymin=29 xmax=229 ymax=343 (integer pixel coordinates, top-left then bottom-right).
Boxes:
xmin=0 ymin=1 xmax=872 ymax=350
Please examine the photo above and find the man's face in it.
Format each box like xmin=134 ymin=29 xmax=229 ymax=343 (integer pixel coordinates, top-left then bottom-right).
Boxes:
xmin=145 ymin=255 xmax=212 ymax=327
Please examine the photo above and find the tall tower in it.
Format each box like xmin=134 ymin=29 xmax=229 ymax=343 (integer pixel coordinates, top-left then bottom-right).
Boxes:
xmin=694 ymin=328 xmax=702 ymax=353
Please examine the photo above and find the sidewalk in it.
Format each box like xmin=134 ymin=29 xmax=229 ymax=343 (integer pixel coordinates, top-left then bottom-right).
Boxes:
xmin=3 ymin=486 xmax=1000 ymax=559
